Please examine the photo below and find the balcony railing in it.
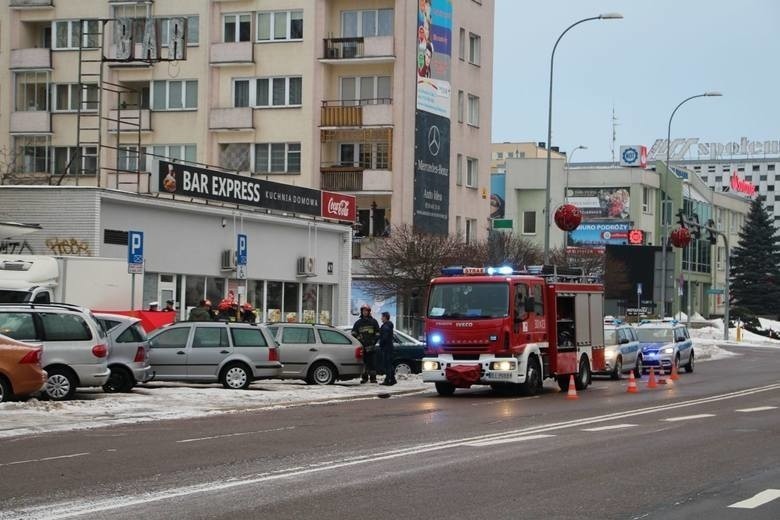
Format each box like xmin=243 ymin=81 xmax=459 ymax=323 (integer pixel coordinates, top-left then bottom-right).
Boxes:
xmin=322 ymin=36 xmax=394 ymax=61
xmin=10 ymin=48 xmax=51 ymax=70
xmin=320 ymin=166 xmax=363 ymax=191
xmin=321 ymin=99 xmax=392 ymax=127
xmin=10 ymin=0 xmax=54 ymax=8
xmin=107 ymin=109 xmax=151 ymax=132
xmin=209 ymin=107 xmax=253 ymax=130
xmin=210 ymin=41 xmax=254 ymax=65
xmin=10 ymin=111 xmax=51 ymax=133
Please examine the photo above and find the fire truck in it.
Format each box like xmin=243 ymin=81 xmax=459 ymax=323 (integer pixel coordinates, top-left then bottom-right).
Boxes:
xmin=421 ymin=265 xmax=606 ymax=396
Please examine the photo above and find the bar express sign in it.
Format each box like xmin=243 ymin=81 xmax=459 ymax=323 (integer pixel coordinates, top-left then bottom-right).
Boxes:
xmin=159 ymin=161 xmax=355 ymax=222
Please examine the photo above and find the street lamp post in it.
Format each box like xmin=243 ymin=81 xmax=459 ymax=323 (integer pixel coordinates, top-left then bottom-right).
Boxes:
xmin=658 ymin=92 xmax=722 ymax=317
xmin=544 ymin=13 xmax=623 ymax=265
xmin=564 ymin=145 xmax=587 ymax=198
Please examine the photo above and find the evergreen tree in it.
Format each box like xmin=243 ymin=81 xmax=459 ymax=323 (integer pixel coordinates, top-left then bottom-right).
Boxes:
xmin=730 ymin=196 xmax=780 ymax=316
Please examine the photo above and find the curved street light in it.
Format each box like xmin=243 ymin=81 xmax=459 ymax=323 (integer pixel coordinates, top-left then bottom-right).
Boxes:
xmin=544 ymin=13 xmax=623 ymax=264
xmin=658 ymin=91 xmax=723 ymax=318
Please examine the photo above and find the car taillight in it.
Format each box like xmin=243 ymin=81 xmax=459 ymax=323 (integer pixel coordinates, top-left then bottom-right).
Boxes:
xmin=133 ymin=346 xmax=146 ymax=363
xmin=92 ymin=344 xmax=108 ymax=358
xmin=355 ymin=346 xmax=363 ymax=360
xmin=268 ymin=346 xmax=279 ymax=362
xmin=19 ymin=348 xmax=41 ymax=364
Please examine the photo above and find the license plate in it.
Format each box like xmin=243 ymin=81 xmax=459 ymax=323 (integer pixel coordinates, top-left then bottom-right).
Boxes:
xmin=491 ymin=372 xmax=512 ymax=379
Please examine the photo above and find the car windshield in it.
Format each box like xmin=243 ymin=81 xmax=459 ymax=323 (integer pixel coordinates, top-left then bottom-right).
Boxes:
xmin=604 ymin=330 xmax=617 ymax=346
xmin=636 ymin=327 xmax=674 ymax=343
xmin=427 ymin=282 xmax=509 ymax=319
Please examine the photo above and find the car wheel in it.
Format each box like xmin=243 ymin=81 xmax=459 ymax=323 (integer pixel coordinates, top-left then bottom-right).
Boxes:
xmin=307 ymin=362 xmax=337 ymax=385
xmin=44 ymin=367 xmax=77 ymax=401
xmin=521 ymin=356 xmax=542 ymax=396
xmin=684 ymin=350 xmax=695 ymax=373
xmin=611 ymin=356 xmax=623 ymax=381
xmin=574 ymin=356 xmax=590 ymax=391
xmin=634 ymin=356 xmax=643 ymax=378
xmin=394 ymin=361 xmax=413 ymax=380
xmin=103 ymin=367 xmax=134 ymax=393
xmin=435 ymin=382 xmax=455 ymax=396
xmin=668 ymin=355 xmax=680 ymax=375
xmin=221 ymin=363 xmax=251 ymax=390
xmin=0 ymin=377 xmax=10 ymax=403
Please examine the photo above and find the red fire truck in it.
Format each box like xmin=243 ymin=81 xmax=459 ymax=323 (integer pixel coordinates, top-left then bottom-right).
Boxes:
xmin=421 ymin=266 xmax=606 ymax=396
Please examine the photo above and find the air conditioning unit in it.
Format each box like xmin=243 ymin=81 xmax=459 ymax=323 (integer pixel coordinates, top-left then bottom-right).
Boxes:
xmin=220 ymin=249 xmax=236 ymax=271
xmin=296 ymin=256 xmax=316 ymax=277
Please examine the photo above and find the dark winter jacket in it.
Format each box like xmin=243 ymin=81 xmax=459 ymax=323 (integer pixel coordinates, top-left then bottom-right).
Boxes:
xmin=188 ymin=306 xmax=212 ymax=322
xmin=378 ymin=320 xmax=394 ymax=351
xmin=352 ymin=315 xmax=379 ymax=348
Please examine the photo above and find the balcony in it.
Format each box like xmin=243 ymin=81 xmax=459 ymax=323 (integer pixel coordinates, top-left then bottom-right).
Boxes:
xmin=209 ymin=107 xmax=253 ymax=131
xmin=10 ymin=48 xmax=51 ymax=70
xmin=10 ymin=0 xmax=54 ymax=8
xmin=210 ymin=42 xmax=254 ymax=66
xmin=10 ymin=111 xmax=51 ymax=134
xmin=321 ymin=99 xmax=393 ymax=127
xmin=107 ymin=109 xmax=151 ymax=132
xmin=321 ymin=37 xmax=394 ymax=63
xmin=320 ymin=166 xmax=392 ymax=192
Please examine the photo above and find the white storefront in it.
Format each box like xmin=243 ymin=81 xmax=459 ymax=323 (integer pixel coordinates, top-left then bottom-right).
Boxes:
xmin=0 ymin=186 xmax=352 ymax=325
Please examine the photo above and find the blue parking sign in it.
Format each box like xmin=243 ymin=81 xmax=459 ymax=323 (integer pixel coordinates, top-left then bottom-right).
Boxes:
xmin=237 ymin=233 xmax=247 ymax=266
xmin=128 ymin=231 xmax=144 ymax=264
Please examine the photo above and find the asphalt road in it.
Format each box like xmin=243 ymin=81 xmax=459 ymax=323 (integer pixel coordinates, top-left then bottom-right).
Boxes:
xmin=1 ymin=345 xmax=778 ymax=520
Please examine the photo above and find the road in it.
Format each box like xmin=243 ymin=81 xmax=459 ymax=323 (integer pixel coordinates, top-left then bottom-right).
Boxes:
xmin=1 ymin=345 xmax=778 ymax=520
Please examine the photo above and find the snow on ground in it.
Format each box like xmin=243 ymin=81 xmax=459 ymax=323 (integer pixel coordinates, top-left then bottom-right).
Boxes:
xmin=1 ymin=323 xmax=777 ymax=440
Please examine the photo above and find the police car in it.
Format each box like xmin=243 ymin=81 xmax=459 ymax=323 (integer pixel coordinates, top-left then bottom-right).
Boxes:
xmin=597 ymin=318 xmax=642 ymax=380
xmin=634 ymin=319 xmax=694 ymax=374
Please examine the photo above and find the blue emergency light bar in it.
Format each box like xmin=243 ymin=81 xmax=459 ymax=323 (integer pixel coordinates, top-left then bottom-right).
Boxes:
xmin=440 ymin=266 xmax=514 ymax=276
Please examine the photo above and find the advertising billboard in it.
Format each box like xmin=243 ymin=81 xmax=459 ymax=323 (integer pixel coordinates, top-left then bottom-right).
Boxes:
xmin=566 ymin=187 xmax=631 ymax=220
xmin=619 ymin=145 xmax=647 ymax=168
xmin=490 ymin=173 xmax=506 ymax=219
xmin=567 ymin=220 xmax=632 ymax=247
xmin=413 ymin=0 xmax=452 ymax=235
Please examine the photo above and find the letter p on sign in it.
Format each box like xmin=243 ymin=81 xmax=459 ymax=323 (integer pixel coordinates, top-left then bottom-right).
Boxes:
xmin=128 ymin=231 xmax=144 ymax=271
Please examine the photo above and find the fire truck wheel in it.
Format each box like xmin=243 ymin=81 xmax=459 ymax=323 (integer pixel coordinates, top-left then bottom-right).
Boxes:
xmin=435 ymin=382 xmax=456 ymax=396
xmin=574 ymin=356 xmax=590 ymax=391
xmin=521 ymin=356 xmax=542 ymax=396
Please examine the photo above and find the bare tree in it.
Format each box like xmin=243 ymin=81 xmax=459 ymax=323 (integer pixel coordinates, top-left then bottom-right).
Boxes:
xmin=0 ymin=146 xmax=49 ymax=186
xmin=549 ymin=247 xmax=605 ymax=277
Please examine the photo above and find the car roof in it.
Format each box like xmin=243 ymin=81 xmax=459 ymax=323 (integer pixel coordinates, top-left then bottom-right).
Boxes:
xmin=635 ymin=320 xmax=684 ymax=329
xmin=94 ymin=312 xmax=142 ymax=325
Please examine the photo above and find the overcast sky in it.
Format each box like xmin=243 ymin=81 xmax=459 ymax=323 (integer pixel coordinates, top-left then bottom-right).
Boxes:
xmin=491 ymin=0 xmax=780 ymax=163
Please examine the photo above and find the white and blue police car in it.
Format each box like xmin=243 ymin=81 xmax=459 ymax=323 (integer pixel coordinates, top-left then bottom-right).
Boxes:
xmin=634 ymin=319 xmax=694 ymax=374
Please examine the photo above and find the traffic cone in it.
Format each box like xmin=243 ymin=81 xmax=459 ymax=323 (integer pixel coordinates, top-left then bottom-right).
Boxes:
xmin=566 ymin=374 xmax=578 ymax=400
xmin=670 ymin=360 xmax=680 ymax=381
xmin=647 ymin=366 xmax=658 ymax=389
xmin=626 ymin=370 xmax=639 ymax=393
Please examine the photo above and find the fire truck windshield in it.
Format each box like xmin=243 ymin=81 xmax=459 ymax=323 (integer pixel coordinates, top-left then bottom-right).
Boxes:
xmin=427 ymin=282 xmax=509 ymax=319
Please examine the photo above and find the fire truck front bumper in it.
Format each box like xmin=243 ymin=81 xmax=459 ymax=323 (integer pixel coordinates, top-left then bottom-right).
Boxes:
xmin=421 ymin=355 xmax=526 ymax=386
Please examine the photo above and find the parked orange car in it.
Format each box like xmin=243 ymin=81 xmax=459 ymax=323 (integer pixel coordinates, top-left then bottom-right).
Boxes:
xmin=0 ymin=333 xmax=46 ymax=402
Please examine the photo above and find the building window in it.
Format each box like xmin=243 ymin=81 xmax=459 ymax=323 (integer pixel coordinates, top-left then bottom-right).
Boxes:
xmin=150 ymin=144 xmax=196 ymax=165
xmin=458 ymin=28 xmax=465 ymax=60
xmin=219 ymin=143 xmax=251 ymax=172
xmin=117 ymin=145 xmax=145 ymax=172
xmin=223 ymin=13 xmax=251 ymax=42
xmin=255 ymin=143 xmax=301 ymax=174
xmin=466 ymin=157 xmax=478 ymax=188
xmin=151 ymin=80 xmax=198 ymax=110
xmin=257 ymin=10 xmax=303 ymax=41
xmin=715 ymin=175 xmax=722 ymax=183
xmin=467 ymin=94 xmax=480 ymax=126
xmin=522 ymin=211 xmax=536 ymax=234
xmin=338 ymin=143 xmax=387 ymax=170
xmin=708 ymin=166 xmax=716 ymax=173
xmin=339 ymin=76 xmax=391 ymax=105
xmin=761 ymin=175 xmax=768 ymax=182
xmin=233 ymin=77 xmax=302 ymax=108
xmin=737 ymin=167 xmax=745 ymax=172
xmin=457 ymin=90 xmax=464 ymax=123
xmin=51 ymin=84 xmax=98 ymax=112
xmin=468 ymin=33 xmax=481 ymax=65
xmin=721 ymin=165 xmax=730 ymax=172
xmin=642 ymin=186 xmax=654 ymax=213
xmin=769 ymin=164 xmax=776 ymax=171
xmin=752 ymin=164 xmax=760 ymax=172
xmin=52 ymin=20 xmax=100 ymax=50
xmin=14 ymin=135 xmax=50 ymax=173
xmin=465 ymin=219 xmax=477 ymax=244
xmin=160 ymin=16 xmax=199 ymax=46
xmin=341 ymin=9 xmax=394 ymax=37
xmin=456 ymin=154 xmax=463 ymax=186
xmin=14 ymin=71 xmax=49 ymax=111
xmin=52 ymin=146 xmax=97 ymax=176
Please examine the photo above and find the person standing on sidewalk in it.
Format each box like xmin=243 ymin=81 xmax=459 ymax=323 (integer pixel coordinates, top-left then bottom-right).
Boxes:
xmin=352 ymin=304 xmax=379 ymax=383
xmin=379 ymin=311 xmax=396 ymax=386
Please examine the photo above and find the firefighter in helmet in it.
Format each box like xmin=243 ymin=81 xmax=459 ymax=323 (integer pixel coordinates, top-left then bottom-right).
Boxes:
xmin=351 ymin=303 xmax=380 ymax=383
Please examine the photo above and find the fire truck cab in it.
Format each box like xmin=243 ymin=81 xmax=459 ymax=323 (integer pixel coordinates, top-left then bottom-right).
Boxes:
xmin=421 ymin=266 xmax=605 ymax=396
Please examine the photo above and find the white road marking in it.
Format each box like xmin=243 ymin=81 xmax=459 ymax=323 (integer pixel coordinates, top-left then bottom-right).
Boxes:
xmin=176 ymin=426 xmax=295 ymax=443
xmin=465 ymin=434 xmax=554 ymax=447
xmin=662 ymin=414 xmax=715 ymax=422
xmin=0 ymin=452 xmax=89 ymax=468
xmin=728 ymin=489 xmax=780 ymax=509
xmin=6 ymin=382 xmax=780 ymax=520
xmin=735 ymin=406 xmax=777 ymax=413
xmin=581 ymin=423 xmax=637 ymax=432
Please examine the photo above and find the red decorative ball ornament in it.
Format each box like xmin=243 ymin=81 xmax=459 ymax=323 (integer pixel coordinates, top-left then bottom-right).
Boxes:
xmin=554 ymin=204 xmax=582 ymax=231
xmin=670 ymin=227 xmax=692 ymax=248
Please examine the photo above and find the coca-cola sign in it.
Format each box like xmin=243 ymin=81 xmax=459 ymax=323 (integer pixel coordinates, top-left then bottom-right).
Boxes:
xmin=321 ymin=191 xmax=356 ymax=222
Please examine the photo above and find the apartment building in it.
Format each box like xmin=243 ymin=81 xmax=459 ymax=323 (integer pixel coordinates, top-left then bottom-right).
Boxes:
xmin=490 ymin=141 xmax=564 ymax=175
xmin=1 ymin=0 xmax=494 ymax=245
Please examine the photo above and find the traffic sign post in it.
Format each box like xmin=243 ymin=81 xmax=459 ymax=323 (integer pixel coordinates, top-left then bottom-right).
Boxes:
xmin=127 ymin=231 xmax=144 ymax=310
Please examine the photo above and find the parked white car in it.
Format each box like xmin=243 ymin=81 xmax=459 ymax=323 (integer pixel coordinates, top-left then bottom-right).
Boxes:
xmin=94 ymin=313 xmax=153 ymax=393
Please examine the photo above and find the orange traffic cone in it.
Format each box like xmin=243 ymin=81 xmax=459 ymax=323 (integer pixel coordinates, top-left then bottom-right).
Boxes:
xmin=670 ymin=360 xmax=680 ymax=381
xmin=647 ymin=366 xmax=658 ymax=389
xmin=626 ymin=370 xmax=639 ymax=393
xmin=566 ymin=374 xmax=579 ymax=400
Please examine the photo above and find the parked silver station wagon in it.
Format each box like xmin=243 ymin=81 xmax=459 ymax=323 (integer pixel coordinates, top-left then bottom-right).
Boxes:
xmin=147 ymin=322 xmax=282 ymax=389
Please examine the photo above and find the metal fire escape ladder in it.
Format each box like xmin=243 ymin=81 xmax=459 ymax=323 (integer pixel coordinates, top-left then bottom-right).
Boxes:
xmin=102 ymin=80 xmax=143 ymax=193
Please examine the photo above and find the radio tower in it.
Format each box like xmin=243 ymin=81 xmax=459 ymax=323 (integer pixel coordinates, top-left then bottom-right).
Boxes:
xmin=611 ymin=104 xmax=619 ymax=164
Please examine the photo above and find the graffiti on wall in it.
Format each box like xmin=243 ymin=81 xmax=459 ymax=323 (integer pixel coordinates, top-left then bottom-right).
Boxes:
xmin=0 ymin=240 xmax=34 ymax=254
xmin=46 ymin=238 xmax=91 ymax=256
